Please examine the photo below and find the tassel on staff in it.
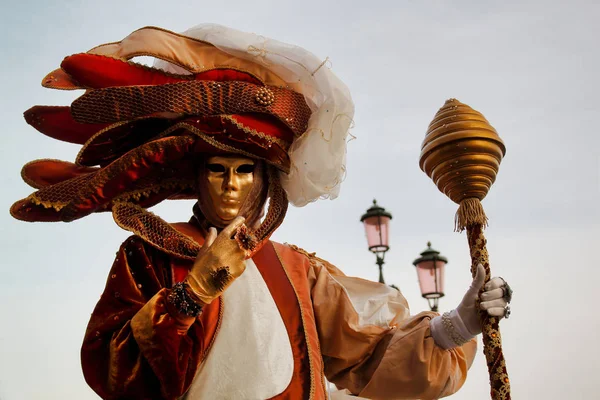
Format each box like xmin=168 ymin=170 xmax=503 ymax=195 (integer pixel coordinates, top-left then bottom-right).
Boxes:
xmin=455 ymin=197 xmax=488 ymax=232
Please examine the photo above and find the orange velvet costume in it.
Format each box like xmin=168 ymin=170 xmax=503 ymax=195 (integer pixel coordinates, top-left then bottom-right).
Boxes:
xmin=82 ymin=221 xmax=476 ymax=400
xmin=9 ymin=26 xmax=478 ymax=400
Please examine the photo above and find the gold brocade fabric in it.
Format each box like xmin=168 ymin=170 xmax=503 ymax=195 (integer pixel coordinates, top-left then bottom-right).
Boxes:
xmin=11 ymin=136 xmax=197 ymax=220
xmin=251 ymin=166 xmax=288 ymax=252
xmin=113 ymin=203 xmax=201 ymax=260
xmin=72 ymin=81 xmax=311 ymax=138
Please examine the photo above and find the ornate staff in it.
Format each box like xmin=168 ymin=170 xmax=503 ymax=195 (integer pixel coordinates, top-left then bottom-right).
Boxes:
xmin=419 ymin=98 xmax=510 ymax=399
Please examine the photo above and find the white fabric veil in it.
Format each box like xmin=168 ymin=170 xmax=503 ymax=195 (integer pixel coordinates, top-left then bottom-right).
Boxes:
xmin=154 ymin=24 xmax=355 ymax=207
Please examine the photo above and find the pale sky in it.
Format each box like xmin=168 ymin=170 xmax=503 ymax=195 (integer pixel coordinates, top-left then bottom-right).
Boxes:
xmin=1 ymin=0 xmax=599 ymax=399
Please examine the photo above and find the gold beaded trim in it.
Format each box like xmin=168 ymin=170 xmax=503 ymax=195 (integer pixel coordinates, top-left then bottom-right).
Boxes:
xmin=441 ymin=312 xmax=469 ymax=347
xmin=255 ymin=87 xmax=275 ymax=106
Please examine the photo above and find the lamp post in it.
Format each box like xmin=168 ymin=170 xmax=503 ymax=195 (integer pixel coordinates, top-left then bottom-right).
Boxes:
xmin=360 ymin=199 xmax=392 ymax=284
xmin=412 ymin=242 xmax=448 ymax=312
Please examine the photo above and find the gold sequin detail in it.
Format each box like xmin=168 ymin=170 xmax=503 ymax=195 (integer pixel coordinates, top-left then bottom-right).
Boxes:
xmin=255 ymin=87 xmax=275 ymax=106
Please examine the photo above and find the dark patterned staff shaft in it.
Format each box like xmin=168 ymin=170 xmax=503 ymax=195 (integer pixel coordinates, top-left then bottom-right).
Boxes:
xmin=419 ymin=99 xmax=510 ymax=399
xmin=466 ymin=222 xmax=510 ymax=399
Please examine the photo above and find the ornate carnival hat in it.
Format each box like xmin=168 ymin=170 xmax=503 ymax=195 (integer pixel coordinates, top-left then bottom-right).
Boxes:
xmin=10 ymin=24 xmax=354 ymax=258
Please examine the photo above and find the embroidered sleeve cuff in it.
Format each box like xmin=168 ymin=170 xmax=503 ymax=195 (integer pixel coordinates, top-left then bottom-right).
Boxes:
xmin=430 ymin=309 xmax=475 ymax=349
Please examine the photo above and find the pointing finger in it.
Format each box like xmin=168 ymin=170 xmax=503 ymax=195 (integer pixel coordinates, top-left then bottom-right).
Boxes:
xmin=205 ymin=227 xmax=218 ymax=247
xmin=221 ymin=216 xmax=246 ymax=239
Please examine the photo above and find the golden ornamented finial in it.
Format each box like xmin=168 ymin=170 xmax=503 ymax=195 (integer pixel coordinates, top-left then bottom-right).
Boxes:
xmin=419 ymin=99 xmax=506 ymax=205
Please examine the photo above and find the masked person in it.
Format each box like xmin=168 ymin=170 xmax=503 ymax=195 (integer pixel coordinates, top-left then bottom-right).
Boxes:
xmin=10 ymin=24 xmax=513 ymax=400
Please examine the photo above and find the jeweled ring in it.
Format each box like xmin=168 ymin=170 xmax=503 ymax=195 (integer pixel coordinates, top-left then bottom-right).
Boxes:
xmin=503 ymin=305 xmax=511 ymax=319
xmin=500 ymin=278 xmax=513 ymax=303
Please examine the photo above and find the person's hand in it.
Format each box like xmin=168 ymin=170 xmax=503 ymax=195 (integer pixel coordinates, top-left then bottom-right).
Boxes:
xmin=457 ymin=264 xmax=512 ymax=335
xmin=186 ymin=216 xmax=247 ymax=305
xmin=430 ymin=264 xmax=512 ymax=349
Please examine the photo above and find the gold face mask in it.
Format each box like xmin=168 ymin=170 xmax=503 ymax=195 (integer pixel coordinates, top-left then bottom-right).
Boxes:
xmin=204 ymin=155 xmax=256 ymax=222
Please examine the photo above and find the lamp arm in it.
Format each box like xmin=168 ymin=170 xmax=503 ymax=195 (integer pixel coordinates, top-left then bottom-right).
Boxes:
xmin=375 ymin=253 xmax=385 ymax=284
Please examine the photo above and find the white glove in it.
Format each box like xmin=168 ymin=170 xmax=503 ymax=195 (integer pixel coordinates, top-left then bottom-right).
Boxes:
xmin=430 ymin=264 xmax=511 ymax=349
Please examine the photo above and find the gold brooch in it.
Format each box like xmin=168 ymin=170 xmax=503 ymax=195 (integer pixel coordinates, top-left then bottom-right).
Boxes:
xmin=255 ymin=87 xmax=275 ymax=106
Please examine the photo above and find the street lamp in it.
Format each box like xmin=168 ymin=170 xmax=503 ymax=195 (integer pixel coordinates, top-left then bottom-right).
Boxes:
xmin=360 ymin=199 xmax=392 ymax=284
xmin=412 ymin=242 xmax=448 ymax=312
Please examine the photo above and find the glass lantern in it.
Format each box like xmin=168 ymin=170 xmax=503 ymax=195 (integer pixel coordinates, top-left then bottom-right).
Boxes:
xmin=361 ymin=199 xmax=392 ymax=283
xmin=412 ymin=242 xmax=447 ymax=312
